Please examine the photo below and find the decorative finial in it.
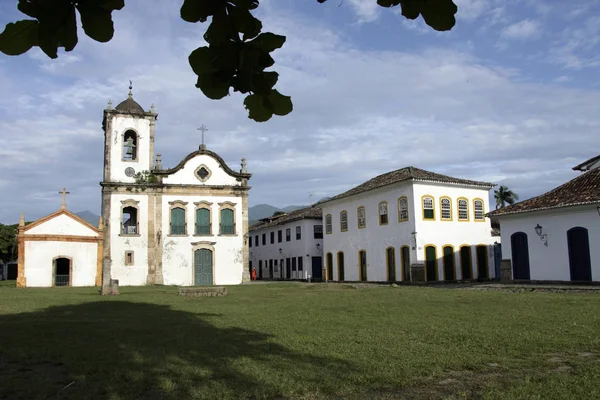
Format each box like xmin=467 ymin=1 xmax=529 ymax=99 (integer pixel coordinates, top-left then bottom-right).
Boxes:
xmin=150 ymin=103 xmax=155 ymax=113
xmin=19 ymin=212 xmax=25 ymax=227
xmin=241 ymin=157 xmax=247 ymax=173
xmin=128 ymin=80 xmax=133 ymax=97
xmin=107 ymin=99 xmax=113 ymax=110
xmin=155 ymin=153 xmax=162 ymax=170
xmin=98 ymin=216 xmax=104 ymax=230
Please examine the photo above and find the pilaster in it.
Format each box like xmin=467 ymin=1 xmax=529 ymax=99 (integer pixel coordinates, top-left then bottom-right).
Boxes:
xmin=16 ymin=213 xmax=26 ymax=288
xmin=241 ymin=192 xmax=250 ymax=283
xmin=154 ymin=192 xmax=164 ymax=284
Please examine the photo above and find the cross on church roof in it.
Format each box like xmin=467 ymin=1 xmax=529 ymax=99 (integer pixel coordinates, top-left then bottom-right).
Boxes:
xmin=59 ymin=187 xmax=70 ymax=210
xmin=198 ymin=124 xmax=208 ymax=150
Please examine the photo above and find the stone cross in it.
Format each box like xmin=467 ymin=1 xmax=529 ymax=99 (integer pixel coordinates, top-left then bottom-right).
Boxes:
xmin=198 ymin=125 xmax=208 ymax=150
xmin=59 ymin=187 xmax=70 ymax=210
xmin=241 ymin=157 xmax=247 ymax=173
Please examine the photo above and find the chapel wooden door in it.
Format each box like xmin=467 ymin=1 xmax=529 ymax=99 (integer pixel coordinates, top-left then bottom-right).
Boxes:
xmin=511 ymin=232 xmax=530 ymax=280
xmin=567 ymin=227 xmax=592 ymax=282
xmin=194 ymin=249 xmax=213 ymax=286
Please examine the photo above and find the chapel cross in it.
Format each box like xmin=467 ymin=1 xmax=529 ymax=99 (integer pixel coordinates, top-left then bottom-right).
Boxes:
xmin=198 ymin=124 xmax=208 ymax=149
xmin=59 ymin=187 xmax=70 ymax=210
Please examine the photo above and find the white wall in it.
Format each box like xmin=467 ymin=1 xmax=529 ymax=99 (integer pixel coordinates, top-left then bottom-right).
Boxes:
xmin=498 ymin=205 xmax=600 ymax=281
xmin=412 ymin=182 xmax=496 ymax=280
xmin=24 ymin=241 xmax=98 ymax=287
xmin=109 ymin=115 xmax=152 ymax=183
xmin=109 ymin=193 xmax=150 ymax=286
xmin=25 ymin=214 xmax=98 ymax=237
xmin=249 ymin=219 xmax=323 ymax=279
xmin=322 ymin=181 xmax=496 ymax=282
xmin=161 ymin=194 xmax=245 ymax=286
xmin=162 ymin=154 xmax=241 ymax=186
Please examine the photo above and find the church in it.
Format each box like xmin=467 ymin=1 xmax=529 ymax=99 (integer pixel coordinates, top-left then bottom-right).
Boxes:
xmin=100 ymin=85 xmax=252 ymax=286
xmin=17 ymin=85 xmax=252 ymax=287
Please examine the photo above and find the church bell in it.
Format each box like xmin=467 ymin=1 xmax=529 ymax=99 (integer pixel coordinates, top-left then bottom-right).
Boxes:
xmin=124 ymin=137 xmax=136 ymax=156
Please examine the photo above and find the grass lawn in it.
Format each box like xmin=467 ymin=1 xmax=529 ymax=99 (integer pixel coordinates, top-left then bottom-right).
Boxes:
xmin=1 ymin=283 xmax=600 ymax=399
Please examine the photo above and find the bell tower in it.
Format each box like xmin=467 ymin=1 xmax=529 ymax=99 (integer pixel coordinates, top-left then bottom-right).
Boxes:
xmin=101 ymin=82 xmax=158 ymax=183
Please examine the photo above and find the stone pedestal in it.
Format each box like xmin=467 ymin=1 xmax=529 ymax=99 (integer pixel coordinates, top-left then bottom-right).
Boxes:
xmin=242 ymin=269 xmax=250 ymax=283
xmin=500 ymin=259 xmax=512 ymax=282
xmin=410 ymin=263 xmax=425 ymax=282
xmin=179 ymin=286 xmax=228 ymax=297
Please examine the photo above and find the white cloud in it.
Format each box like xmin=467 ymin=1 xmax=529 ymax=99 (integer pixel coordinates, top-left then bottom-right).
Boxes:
xmin=345 ymin=0 xmax=381 ymax=23
xmin=0 ymin=0 xmax=598 ymax=223
xmin=501 ymin=19 xmax=541 ymax=40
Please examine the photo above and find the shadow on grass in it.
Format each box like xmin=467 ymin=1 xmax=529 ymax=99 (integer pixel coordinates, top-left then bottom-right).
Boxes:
xmin=0 ymin=301 xmax=355 ymax=400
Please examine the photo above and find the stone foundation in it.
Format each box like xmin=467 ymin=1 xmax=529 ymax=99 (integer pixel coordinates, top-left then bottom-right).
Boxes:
xmin=410 ymin=263 xmax=425 ymax=282
xmin=500 ymin=259 xmax=512 ymax=282
xmin=178 ymin=286 xmax=228 ymax=297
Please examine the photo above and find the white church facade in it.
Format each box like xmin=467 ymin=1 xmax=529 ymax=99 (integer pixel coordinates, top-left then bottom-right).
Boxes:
xmin=317 ymin=167 xmax=498 ymax=282
xmin=16 ymin=201 xmax=103 ymax=288
xmin=100 ymin=86 xmax=252 ymax=287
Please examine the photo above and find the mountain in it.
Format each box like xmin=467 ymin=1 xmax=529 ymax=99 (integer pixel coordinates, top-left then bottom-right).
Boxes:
xmin=248 ymin=203 xmax=309 ymax=224
xmin=75 ymin=210 xmax=101 ymax=227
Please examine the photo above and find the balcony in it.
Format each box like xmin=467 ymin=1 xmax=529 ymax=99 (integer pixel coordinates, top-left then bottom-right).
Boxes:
xmin=121 ymin=222 xmax=139 ymax=235
xmin=220 ymin=224 xmax=235 ymax=235
xmin=195 ymin=224 xmax=212 ymax=235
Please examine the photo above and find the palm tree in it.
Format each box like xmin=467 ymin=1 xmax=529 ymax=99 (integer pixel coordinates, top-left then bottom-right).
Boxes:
xmin=494 ymin=185 xmax=520 ymax=209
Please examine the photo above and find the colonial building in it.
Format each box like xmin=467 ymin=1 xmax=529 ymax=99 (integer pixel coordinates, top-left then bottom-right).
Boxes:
xmin=488 ymin=155 xmax=600 ymax=282
xmin=317 ymin=167 xmax=497 ymax=282
xmin=16 ymin=197 xmax=103 ymax=288
xmin=249 ymin=207 xmax=323 ymax=280
xmin=100 ymin=86 xmax=251 ymax=286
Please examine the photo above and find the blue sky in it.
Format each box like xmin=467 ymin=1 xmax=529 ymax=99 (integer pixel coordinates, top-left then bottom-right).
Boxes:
xmin=0 ymin=0 xmax=599 ymax=223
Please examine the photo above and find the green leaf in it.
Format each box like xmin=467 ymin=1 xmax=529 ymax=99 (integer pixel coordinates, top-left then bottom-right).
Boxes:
xmin=228 ymin=5 xmax=262 ymax=41
xmin=55 ymin=6 xmax=78 ymax=52
xmin=76 ymin=4 xmax=116 ymax=42
xmin=249 ymin=32 xmax=286 ymax=53
xmin=244 ymin=93 xmax=273 ymax=122
xmin=268 ymin=89 xmax=293 ymax=116
xmin=37 ymin=24 xmax=59 ymax=58
xmin=204 ymin=7 xmax=233 ymax=45
xmin=420 ymin=0 xmax=457 ymax=31
xmin=196 ymin=72 xmax=231 ymax=99
xmin=231 ymin=0 xmax=260 ymax=10
xmin=180 ymin=0 xmax=221 ymax=23
xmin=0 ymin=20 xmax=39 ymax=56
xmin=400 ymin=0 xmax=421 ymax=19
xmin=17 ymin=0 xmax=40 ymax=19
xmin=252 ymin=71 xmax=278 ymax=93
xmin=377 ymin=0 xmax=401 ymax=7
xmin=189 ymin=46 xmax=218 ymax=75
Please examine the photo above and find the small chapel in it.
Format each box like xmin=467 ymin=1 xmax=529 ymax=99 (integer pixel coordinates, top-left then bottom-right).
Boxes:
xmin=17 ymin=84 xmax=252 ymax=288
xmin=100 ymin=85 xmax=252 ymax=286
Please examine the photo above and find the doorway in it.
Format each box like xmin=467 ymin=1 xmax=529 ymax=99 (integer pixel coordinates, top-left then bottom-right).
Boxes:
xmin=194 ymin=249 xmax=213 ymax=286
xmin=54 ymin=257 xmax=71 ymax=286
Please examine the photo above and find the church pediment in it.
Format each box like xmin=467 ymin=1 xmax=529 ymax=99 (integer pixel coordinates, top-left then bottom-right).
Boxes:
xmin=24 ymin=210 xmax=101 ymax=237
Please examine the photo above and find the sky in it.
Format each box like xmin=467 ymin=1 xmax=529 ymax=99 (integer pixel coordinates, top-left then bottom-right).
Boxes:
xmin=0 ymin=0 xmax=599 ymax=224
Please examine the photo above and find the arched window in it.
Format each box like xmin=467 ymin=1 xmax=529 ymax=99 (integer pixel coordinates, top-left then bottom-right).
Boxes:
xmin=458 ymin=198 xmax=469 ymax=221
xmin=170 ymin=207 xmax=186 ymax=235
xmin=398 ymin=197 xmax=408 ymax=222
xmin=379 ymin=201 xmax=388 ymax=225
xmin=340 ymin=211 xmax=348 ymax=232
xmin=325 ymin=214 xmax=332 ymax=234
xmin=473 ymin=199 xmax=485 ymax=221
xmin=122 ymin=130 xmax=138 ymax=161
xmin=440 ymin=197 xmax=452 ymax=221
xmin=120 ymin=199 xmax=140 ymax=235
xmin=357 ymin=206 xmax=366 ymax=228
xmin=422 ymin=196 xmax=434 ymax=220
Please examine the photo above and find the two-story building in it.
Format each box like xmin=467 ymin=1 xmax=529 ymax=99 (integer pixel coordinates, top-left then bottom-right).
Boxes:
xmin=317 ymin=166 xmax=497 ymax=282
xmin=249 ymin=207 xmax=324 ymax=280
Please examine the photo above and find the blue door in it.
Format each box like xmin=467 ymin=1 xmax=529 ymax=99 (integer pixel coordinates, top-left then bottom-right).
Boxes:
xmin=194 ymin=249 xmax=213 ymax=286
xmin=311 ymin=256 xmax=322 ymax=280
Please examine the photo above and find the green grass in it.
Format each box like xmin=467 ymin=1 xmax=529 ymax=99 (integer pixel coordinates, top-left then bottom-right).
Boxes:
xmin=1 ymin=283 xmax=600 ymax=399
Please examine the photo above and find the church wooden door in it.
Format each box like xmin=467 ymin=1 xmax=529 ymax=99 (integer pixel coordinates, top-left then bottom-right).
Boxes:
xmin=511 ymin=232 xmax=530 ymax=280
xmin=194 ymin=249 xmax=213 ymax=286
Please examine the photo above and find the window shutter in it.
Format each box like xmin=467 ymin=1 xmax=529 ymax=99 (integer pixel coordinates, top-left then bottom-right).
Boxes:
xmin=171 ymin=208 xmax=185 ymax=234
xmin=221 ymin=209 xmax=234 ymax=234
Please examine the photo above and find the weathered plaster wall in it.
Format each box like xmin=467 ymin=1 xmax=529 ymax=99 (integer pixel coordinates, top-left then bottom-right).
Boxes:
xmin=109 ymin=193 xmax=150 ymax=285
xmin=161 ymin=194 xmax=245 ymax=286
xmin=108 ymin=115 xmax=152 ymax=183
xmin=24 ymin=241 xmax=98 ymax=287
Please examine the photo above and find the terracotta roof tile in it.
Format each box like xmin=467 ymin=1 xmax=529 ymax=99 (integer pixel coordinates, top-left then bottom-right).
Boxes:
xmin=488 ymin=168 xmax=600 ymax=217
xmin=249 ymin=206 xmax=322 ymax=231
xmin=318 ymin=166 xmax=495 ymax=205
